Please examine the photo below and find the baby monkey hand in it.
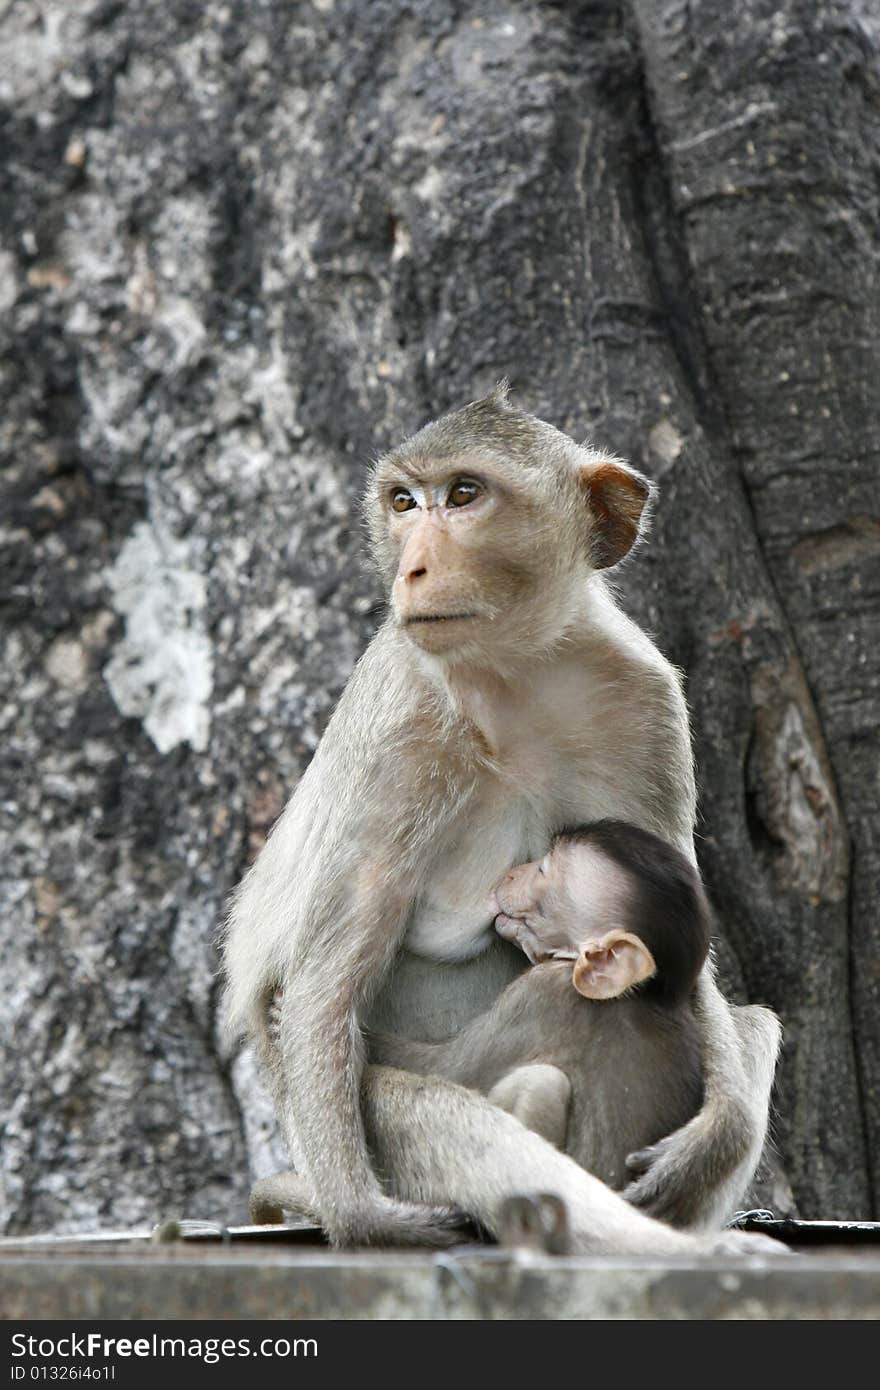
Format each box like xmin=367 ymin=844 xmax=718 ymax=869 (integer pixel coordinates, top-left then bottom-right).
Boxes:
xmin=493 ymin=910 xmax=560 ymax=964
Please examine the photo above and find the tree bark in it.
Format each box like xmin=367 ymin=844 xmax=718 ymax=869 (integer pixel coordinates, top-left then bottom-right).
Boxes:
xmin=0 ymin=0 xmax=875 ymax=1231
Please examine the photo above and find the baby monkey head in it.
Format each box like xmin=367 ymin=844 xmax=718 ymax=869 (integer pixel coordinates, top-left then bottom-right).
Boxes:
xmin=365 ymin=384 xmax=653 ymax=665
xmin=493 ymin=820 xmax=711 ymax=1004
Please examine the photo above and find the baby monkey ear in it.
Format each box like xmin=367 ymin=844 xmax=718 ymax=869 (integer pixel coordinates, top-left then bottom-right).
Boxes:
xmin=572 ymin=930 xmax=657 ymax=1000
xmin=577 ymin=460 xmax=652 ymax=569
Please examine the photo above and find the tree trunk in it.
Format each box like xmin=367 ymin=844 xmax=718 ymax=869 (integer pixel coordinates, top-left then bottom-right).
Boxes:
xmin=1 ymin=0 xmax=876 ymax=1232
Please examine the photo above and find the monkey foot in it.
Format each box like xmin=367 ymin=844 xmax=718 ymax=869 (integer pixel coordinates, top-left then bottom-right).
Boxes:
xmin=699 ymin=1228 xmax=791 ymax=1258
xmin=250 ymin=1173 xmax=479 ymax=1248
xmin=327 ymin=1199 xmax=481 ymax=1250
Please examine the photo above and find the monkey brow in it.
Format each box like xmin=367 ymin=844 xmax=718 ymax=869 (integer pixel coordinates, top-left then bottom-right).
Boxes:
xmin=376 ymin=451 xmax=486 ymax=482
xmin=378 ymin=457 xmax=436 ymax=483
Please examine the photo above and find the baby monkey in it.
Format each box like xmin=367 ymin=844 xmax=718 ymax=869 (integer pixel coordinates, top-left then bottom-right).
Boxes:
xmin=370 ymin=820 xmax=711 ymax=1190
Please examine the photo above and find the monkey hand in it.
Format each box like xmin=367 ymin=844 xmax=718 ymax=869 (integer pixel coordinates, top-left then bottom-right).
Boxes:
xmin=623 ymin=1131 xmax=709 ymax=1227
xmin=494 ymin=911 xmax=555 ymax=964
xmin=622 ymin=1099 xmax=751 ymax=1228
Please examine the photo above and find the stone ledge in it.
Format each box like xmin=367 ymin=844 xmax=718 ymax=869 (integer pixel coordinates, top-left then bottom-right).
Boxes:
xmin=1 ymin=1241 xmax=878 ymax=1320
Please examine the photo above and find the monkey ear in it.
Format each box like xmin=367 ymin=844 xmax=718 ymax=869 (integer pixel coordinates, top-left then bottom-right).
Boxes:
xmin=577 ymin=461 xmax=653 ymax=569
xmin=572 ymin=930 xmax=656 ymax=1000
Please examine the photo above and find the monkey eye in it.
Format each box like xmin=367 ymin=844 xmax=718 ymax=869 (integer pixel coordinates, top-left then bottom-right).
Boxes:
xmin=447 ymin=478 xmax=482 ymax=508
xmin=390 ymin=488 xmax=417 ymax=513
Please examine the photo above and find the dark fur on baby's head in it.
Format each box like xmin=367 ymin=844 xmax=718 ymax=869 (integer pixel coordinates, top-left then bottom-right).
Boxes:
xmin=554 ymin=820 xmax=711 ymax=1004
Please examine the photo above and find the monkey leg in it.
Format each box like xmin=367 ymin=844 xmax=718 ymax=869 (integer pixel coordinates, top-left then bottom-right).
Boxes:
xmin=360 ymin=1065 xmax=784 ymax=1257
xmin=487 ymin=1063 xmax=571 ymax=1149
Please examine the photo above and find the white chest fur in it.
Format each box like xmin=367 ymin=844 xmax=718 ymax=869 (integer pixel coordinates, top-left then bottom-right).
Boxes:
xmin=402 ymin=601 xmax=686 ymax=965
xmin=405 ymin=653 xmax=621 ymax=962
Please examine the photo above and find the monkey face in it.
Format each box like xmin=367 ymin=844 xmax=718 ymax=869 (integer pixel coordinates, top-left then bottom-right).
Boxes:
xmin=491 ymin=842 xmax=635 ymax=965
xmin=371 ymin=460 xmax=580 ymax=662
xmin=365 ymin=390 xmax=653 ymax=665
xmin=385 ymin=469 xmax=549 ymax=656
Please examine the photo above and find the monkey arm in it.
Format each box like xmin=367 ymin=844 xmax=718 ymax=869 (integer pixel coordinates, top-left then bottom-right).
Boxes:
xmin=591 ymin=670 xmax=780 ymax=1227
xmin=622 ymin=962 xmax=782 ymax=1229
xmin=272 ymin=832 xmax=474 ymax=1244
xmin=225 ymin=630 xmax=481 ymax=1246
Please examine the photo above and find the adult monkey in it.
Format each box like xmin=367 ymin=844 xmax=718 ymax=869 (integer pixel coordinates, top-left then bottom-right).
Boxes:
xmin=224 ymin=386 xmax=781 ymax=1253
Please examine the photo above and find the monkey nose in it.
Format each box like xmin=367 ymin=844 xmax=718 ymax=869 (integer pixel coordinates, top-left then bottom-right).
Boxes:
xmin=395 ymin=548 xmax=429 ymax=584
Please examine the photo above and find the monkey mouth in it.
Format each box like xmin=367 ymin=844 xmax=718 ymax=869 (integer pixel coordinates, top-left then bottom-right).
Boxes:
xmin=493 ymin=906 xmax=530 ymax=933
xmin=404 ymin=612 xmax=478 ymax=625
xmin=491 ymin=887 xmax=526 ymax=921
